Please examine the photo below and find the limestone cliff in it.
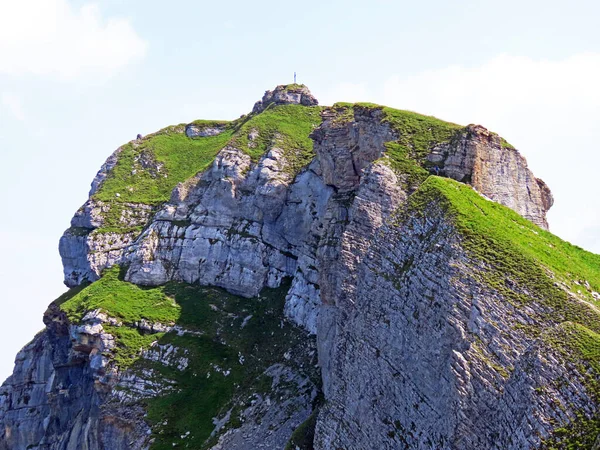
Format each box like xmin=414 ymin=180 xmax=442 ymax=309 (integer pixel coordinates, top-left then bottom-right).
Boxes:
xmin=2 ymin=85 xmax=599 ymax=450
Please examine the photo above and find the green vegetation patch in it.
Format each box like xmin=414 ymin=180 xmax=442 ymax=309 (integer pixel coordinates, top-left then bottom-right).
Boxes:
xmin=280 ymin=83 xmax=307 ymax=91
xmin=94 ymin=129 xmax=234 ymax=205
xmin=546 ymin=322 xmax=600 ymax=375
xmin=412 ymin=177 xmax=600 ymax=316
xmin=57 ymin=267 xmax=181 ymax=368
xmin=58 ymin=266 xmax=180 ymax=325
xmin=54 ymin=267 xmax=317 ymax=449
xmin=380 ymin=106 xmax=462 ymax=189
xmin=381 ymin=106 xmax=463 ymax=162
xmin=143 ymin=280 xmax=315 ymax=449
xmin=230 ymin=104 xmax=322 ymax=175
xmin=542 ymin=322 xmax=600 ymax=449
xmin=499 ymin=136 xmax=515 ymax=149
xmin=65 ymin=226 xmax=93 ymax=237
xmin=89 ymin=125 xmax=234 ymax=235
xmin=187 ymin=119 xmax=229 ymax=128
xmin=107 ymin=325 xmax=165 ymax=368
xmin=284 ymin=408 xmax=318 ymax=450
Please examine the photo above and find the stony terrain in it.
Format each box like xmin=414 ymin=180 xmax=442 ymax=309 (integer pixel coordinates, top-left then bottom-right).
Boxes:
xmin=1 ymin=84 xmax=599 ymax=450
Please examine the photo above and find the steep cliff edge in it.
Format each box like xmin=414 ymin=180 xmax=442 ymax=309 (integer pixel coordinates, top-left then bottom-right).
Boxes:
xmin=316 ymin=177 xmax=599 ymax=449
xmin=2 ymin=85 xmax=598 ymax=450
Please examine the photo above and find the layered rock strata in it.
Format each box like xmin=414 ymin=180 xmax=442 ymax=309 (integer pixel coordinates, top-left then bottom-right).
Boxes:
xmin=3 ymin=86 xmax=592 ymax=450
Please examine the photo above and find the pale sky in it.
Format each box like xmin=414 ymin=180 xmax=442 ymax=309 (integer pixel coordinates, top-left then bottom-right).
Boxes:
xmin=0 ymin=0 xmax=599 ymax=380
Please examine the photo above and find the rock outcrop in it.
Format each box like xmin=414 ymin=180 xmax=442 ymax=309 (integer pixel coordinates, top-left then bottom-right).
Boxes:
xmin=252 ymin=84 xmax=318 ymax=114
xmin=57 ymin=101 xmax=553 ymax=322
xmin=3 ymin=85 xmax=598 ymax=450
xmin=428 ymin=124 xmax=553 ymax=229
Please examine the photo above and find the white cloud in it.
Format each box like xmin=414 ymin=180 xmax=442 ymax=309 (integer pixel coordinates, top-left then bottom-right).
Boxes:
xmin=331 ymin=54 xmax=600 ymax=253
xmin=0 ymin=0 xmax=147 ymax=80
xmin=322 ymin=82 xmax=371 ymax=104
xmin=1 ymin=92 xmax=25 ymax=120
xmin=380 ymin=54 xmax=600 ymax=131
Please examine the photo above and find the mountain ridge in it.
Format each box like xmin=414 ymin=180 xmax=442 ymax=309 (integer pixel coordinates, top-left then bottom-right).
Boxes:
xmin=1 ymin=84 xmax=598 ymax=450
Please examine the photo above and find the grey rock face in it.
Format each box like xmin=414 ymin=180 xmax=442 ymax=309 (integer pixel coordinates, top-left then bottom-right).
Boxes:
xmin=123 ymin=144 xmax=333 ymax=332
xmin=312 ymin=107 xmax=397 ymax=192
xmin=123 ymin=106 xmax=407 ymax=332
xmin=428 ymin=125 xmax=553 ymax=229
xmin=314 ymin=198 xmax=595 ymax=449
xmin=209 ymin=364 xmax=318 ymax=450
xmin=59 ymin=200 xmax=154 ymax=287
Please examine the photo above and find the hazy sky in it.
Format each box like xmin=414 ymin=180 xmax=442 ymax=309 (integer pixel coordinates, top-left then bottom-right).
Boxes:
xmin=1 ymin=0 xmax=599 ymax=380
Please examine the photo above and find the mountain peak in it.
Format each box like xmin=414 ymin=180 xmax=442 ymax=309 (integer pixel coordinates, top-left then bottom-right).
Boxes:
xmin=252 ymin=83 xmax=318 ymax=113
xmin=3 ymin=85 xmax=599 ymax=450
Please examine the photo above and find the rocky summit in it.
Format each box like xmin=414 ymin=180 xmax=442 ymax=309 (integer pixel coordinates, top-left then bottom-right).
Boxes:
xmin=1 ymin=84 xmax=599 ymax=450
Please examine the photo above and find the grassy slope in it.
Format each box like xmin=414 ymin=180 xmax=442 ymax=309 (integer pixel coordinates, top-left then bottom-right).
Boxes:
xmin=55 ymin=267 xmax=315 ymax=449
xmin=87 ymin=104 xmax=321 ymax=234
xmin=90 ymin=128 xmax=234 ymax=233
xmin=58 ymin=267 xmax=181 ymax=367
xmin=409 ymin=177 xmax=600 ymax=447
xmin=414 ymin=177 xmax=600 ymax=311
xmin=95 ymin=131 xmax=233 ymax=205
xmin=332 ymin=102 xmax=464 ymax=190
xmin=58 ymin=267 xmax=180 ymax=324
xmin=230 ymin=104 xmax=322 ymax=174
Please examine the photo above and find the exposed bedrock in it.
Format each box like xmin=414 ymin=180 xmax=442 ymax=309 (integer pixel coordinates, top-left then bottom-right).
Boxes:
xmin=315 ymin=200 xmax=592 ymax=449
xmin=428 ymin=124 xmax=553 ymax=229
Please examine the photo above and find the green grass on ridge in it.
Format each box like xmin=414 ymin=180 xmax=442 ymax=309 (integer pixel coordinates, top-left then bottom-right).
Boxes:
xmin=89 ymin=105 xmax=321 ymax=235
xmin=381 ymin=106 xmax=462 ymax=188
xmin=414 ymin=177 xmax=600 ymax=310
xmin=406 ymin=176 xmax=600 ymax=447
